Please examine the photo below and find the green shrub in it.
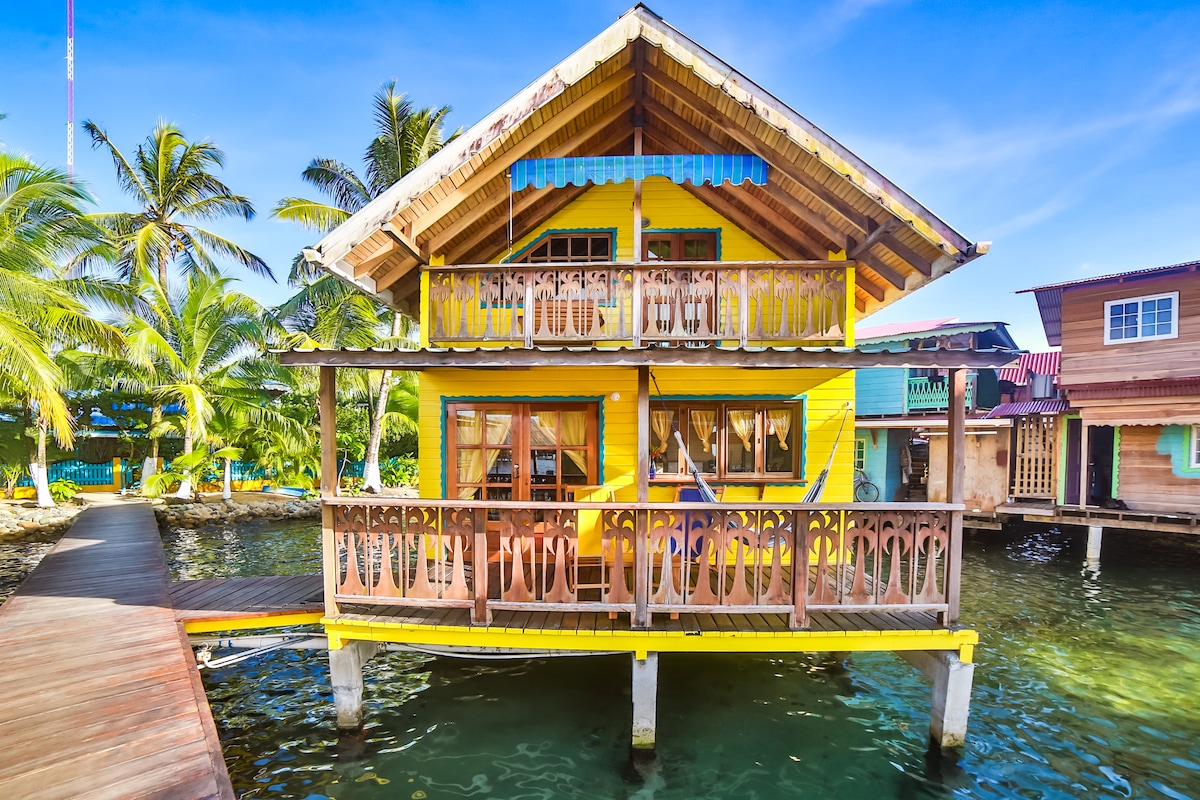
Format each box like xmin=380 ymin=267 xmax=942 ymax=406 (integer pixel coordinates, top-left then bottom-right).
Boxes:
xmin=380 ymin=455 xmax=418 ymax=486
xmin=0 ymin=464 xmax=23 ymax=499
xmin=48 ymin=479 xmax=81 ymax=503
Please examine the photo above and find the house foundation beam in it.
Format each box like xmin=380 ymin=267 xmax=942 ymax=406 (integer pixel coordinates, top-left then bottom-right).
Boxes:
xmin=899 ymin=650 xmax=975 ymax=750
xmin=631 ymin=652 xmax=659 ymax=752
xmin=329 ymin=639 xmax=379 ymax=731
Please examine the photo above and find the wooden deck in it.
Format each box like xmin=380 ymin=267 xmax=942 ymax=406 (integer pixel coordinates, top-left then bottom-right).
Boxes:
xmin=0 ymin=503 xmax=235 ymax=800
xmin=171 ymin=575 xmax=324 ymax=633
xmin=978 ymin=503 xmax=1200 ymax=535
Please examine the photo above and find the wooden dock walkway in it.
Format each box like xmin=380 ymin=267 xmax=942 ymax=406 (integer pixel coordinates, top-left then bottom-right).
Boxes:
xmin=171 ymin=574 xmax=323 ymax=633
xmin=0 ymin=502 xmax=235 ymax=800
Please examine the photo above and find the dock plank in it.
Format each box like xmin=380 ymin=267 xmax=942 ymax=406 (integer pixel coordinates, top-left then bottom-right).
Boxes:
xmin=0 ymin=502 xmax=234 ymax=800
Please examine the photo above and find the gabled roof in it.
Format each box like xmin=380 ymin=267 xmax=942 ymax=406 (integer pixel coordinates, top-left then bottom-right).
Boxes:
xmin=856 ymin=319 xmax=1020 ymax=352
xmin=306 ymin=4 xmax=987 ymax=317
xmin=1019 ymin=259 xmax=1200 ymax=345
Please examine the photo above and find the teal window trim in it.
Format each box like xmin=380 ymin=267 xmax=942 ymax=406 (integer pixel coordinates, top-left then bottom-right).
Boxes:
xmin=1191 ymin=424 xmax=1200 ymax=471
xmin=500 ymin=228 xmax=618 ymax=264
xmin=439 ymin=395 xmax=606 ymax=498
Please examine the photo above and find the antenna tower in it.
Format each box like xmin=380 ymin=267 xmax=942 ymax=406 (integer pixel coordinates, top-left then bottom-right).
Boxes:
xmin=66 ymin=0 xmax=75 ymax=174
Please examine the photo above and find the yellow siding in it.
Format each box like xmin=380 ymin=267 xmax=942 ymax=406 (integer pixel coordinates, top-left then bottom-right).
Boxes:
xmin=498 ymin=178 xmax=782 ymax=263
xmin=418 ymin=366 xmax=855 ymax=505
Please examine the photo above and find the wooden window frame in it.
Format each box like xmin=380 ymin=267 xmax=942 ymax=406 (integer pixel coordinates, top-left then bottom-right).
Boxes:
xmin=642 ymin=231 xmax=718 ymax=262
xmin=1190 ymin=424 xmax=1200 ymax=470
xmin=511 ymin=232 xmax=614 ymax=264
xmin=446 ymin=401 xmax=600 ymax=502
xmin=1103 ymin=291 xmax=1179 ymax=345
xmin=854 ymin=437 xmax=868 ymax=473
xmin=651 ymin=400 xmax=801 ymax=482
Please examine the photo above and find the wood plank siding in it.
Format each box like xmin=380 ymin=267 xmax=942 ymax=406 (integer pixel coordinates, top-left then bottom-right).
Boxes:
xmin=1059 ymin=273 xmax=1200 ymax=386
xmin=1116 ymin=426 xmax=1200 ymax=514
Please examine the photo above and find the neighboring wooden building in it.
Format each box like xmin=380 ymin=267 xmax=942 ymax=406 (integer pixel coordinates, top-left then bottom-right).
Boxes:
xmin=1021 ymin=261 xmax=1200 ymax=514
xmin=852 ymin=319 xmax=1018 ymax=511
xmin=281 ymin=5 xmax=1009 ymax=751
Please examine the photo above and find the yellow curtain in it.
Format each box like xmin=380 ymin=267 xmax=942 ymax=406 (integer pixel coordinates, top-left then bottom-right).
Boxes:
xmin=484 ymin=412 xmax=513 ymax=477
xmin=650 ymin=409 xmax=673 ymax=455
xmin=728 ymin=409 xmax=755 ymax=451
xmin=691 ymin=410 xmax=716 ymax=451
xmin=456 ymin=412 xmax=484 ymax=499
xmin=560 ymin=410 xmax=589 ymax=475
xmin=530 ymin=411 xmax=557 ymax=446
xmin=767 ymin=409 xmax=792 ymax=450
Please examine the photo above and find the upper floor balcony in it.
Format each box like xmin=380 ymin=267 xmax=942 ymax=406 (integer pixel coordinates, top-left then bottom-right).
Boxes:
xmin=422 ymin=260 xmax=854 ymax=349
xmin=907 ymin=374 xmax=976 ymax=413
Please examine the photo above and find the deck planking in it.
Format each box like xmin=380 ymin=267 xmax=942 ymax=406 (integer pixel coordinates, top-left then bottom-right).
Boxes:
xmin=170 ymin=574 xmax=323 ymax=627
xmin=0 ymin=502 xmax=234 ymax=800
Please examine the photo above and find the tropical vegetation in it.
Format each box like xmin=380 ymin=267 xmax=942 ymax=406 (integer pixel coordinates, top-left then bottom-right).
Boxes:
xmin=0 ymin=84 xmax=442 ymax=506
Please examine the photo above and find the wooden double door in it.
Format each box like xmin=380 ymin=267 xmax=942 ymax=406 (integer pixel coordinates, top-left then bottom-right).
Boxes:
xmin=448 ymin=402 xmax=599 ymax=504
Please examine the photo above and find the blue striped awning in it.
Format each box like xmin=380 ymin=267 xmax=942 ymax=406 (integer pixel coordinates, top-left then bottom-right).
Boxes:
xmin=510 ymin=155 xmax=769 ymax=191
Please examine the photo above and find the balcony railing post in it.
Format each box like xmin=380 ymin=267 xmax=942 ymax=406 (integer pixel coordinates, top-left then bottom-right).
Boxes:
xmin=632 ymin=269 xmax=644 ymax=348
xmin=634 ymin=509 xmax=649 ymax=628
xmin=523 ymin=270 xmax=535 ymax=348
xmin=790 ymin=509 xmax=808 ymax=629
xmin=738 ymin=267 xmax=750 ymax=347
xmin=472 ymin=508 xmax=490 ymax=625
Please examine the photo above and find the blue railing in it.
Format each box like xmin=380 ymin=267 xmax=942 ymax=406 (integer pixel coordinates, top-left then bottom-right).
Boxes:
xmin=17 ymin=460 xmax=115 ymax=487
xmin=906 ymin=376 xmax=976 ymax=412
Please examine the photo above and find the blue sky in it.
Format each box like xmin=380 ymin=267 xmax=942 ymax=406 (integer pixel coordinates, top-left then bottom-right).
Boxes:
xmin=5 ymin=1 xmax=1200 ymax=350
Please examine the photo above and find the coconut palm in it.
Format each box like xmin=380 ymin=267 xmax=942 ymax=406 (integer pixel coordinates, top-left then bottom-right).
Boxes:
xmin=82 ymin=120 xmax=271 ymax=288
xmin=273 ymin=81 xmax=456 ymax=491
xmin=0 ymin=152 xmax=121 ymax=504
xmin=125 ymin=273 xmax=294 ymax=499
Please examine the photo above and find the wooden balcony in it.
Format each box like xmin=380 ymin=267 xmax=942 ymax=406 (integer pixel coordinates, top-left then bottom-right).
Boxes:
xmin=424 ymin=260 xmax=853 ymax=348
xmin=323 ymin=498 xmax=961 ymax=631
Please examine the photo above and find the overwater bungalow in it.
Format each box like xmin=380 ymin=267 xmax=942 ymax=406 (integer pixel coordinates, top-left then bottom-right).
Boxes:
xmin=282 ymin=5 xmax=1014 ymax=752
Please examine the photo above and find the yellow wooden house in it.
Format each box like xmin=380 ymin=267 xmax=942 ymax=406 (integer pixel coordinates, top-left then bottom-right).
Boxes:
xmin=284 ymin=5 xmax=1008 ymax=753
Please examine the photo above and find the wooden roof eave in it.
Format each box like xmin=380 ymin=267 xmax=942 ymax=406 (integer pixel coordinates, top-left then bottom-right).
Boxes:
xmin=279 ymin=346 xmax=1019 ymax=371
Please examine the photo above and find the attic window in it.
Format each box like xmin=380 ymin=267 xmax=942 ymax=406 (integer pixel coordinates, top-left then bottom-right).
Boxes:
xmin=1104 ymin=292 xmax=1178 ymax=344
xmin=513 ymin=233 xmax=612 ymax=263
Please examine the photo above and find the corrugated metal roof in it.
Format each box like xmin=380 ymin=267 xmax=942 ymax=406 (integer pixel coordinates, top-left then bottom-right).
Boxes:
xmin=855 ymin=318 xmax=957 ymax=340
xmin=1018 ymin=260 xmax=1200 ymax=294
xmin=984 ymin=399 xmax=1069 ymax=418
xmin=998 ymin=351 xmax=1061 ymax=384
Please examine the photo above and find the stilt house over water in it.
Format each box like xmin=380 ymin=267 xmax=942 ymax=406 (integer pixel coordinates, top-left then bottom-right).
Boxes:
xmin=283 ymin=4 xmax=1013 ymax=751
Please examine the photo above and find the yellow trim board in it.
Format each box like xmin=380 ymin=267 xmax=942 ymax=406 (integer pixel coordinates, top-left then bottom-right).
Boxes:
xmin=323 ymin=619 xmax=977 ymax=662
xmin=182 ymin=611 xmax=325 ymax=634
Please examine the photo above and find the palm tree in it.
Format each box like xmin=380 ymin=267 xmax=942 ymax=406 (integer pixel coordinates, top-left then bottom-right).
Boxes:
xmin=82 ymin=120 xmax=271 ymax=288
xmin=0 ymin=152 xmax=121 ymax=505
xmin=125 ymin=273 xmax=293 ymax=499
xmin=274 ymin=81 xmax=456 ymax=492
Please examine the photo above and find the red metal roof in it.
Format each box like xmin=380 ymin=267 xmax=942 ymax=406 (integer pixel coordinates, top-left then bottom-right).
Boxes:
xmin=984 ymin=399 xmax=1069 ymax=418
xmin=998 ymin=351 xmax=1060 ymax=384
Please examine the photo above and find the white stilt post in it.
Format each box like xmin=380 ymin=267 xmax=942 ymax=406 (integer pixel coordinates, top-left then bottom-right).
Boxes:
xmin=329 ymin=639 xmax=378 ymax=731
xmin=899 ymin=650 xmax=975 ymax=750
xmin=1086 ymin=524 xmax=1103 ymax=562
xmin=631 ymin=652 xmax=659 ymax=752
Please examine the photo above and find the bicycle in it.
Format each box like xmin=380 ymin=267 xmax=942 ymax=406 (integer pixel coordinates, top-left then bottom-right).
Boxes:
xmin=853 ymin=469 xmax=879 ymax=502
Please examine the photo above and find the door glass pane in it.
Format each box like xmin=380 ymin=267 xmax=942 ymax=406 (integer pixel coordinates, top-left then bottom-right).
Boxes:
xmin=530 ymin=411 xmax=557 ymax=446
xmin=648 ymin=240 xmax=671 ymax=261
xmin=560 ymin=411 xmax=587 ymax=446
xmin=726 ymin=409 xmax=756 ymax=473
xmin=530 ymin=449 xmax=558 ymax=484
xmin=531 ymin=488 xmax=557 ymax=503
xmin=485 ymin=412 xmax=512 ymax=445
xmin=683 ymin=238 xmax=710 ymax=260
xmin=456 ymin=450 xmax=483 ymax=486
xmin=486 ymin=449 xmax=512 ymax=482
xmin=562 ymin=451 xmax=588 ymax=483
xmin=688 ymin=410 xmax=717 ymax=473
xmin=456 ymin=409 xmax=483 ymax=445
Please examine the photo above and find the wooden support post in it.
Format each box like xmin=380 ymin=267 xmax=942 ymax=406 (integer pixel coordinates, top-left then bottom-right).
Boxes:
xmin=635 ymin=365 xmax=650 ymax=628
xmin=790 ymin=510 xmax=808 ymax=629
xmin=319 ymin=367 xmax=339 ymax=619
xmin=631 ymin=652 xmax=659 ymax=751
xmin=328 ymin=639 xmax=378 ymax=732
xmin=473 ymin=510 xmax=491 ymax=624
xmin=899 ymin=650 xmax=975 ymax=751
xmin=1086 ymin=524 xmax=1103 ymax=562
xmin=943 ymin=368 xmax=966 ymax=626
xmin=1078 ymin=422 xmax=1090 ymax=508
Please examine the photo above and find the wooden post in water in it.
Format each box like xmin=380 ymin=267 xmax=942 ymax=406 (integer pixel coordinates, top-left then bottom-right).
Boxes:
xmin=943 ymin=368 xmax=966 ymax=626
xmin=634 ymin=365 xmax=650 ymax=629
xmin=329 ymin=640 xmax=378 ymax=731
xmin=899 ymin=650 xmax=975 ymax=751
xmin=631 ymin=652 xmax=659 ymax=752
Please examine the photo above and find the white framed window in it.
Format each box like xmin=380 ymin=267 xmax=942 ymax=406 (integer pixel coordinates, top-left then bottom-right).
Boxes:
xmin=854 ymin=437 xmax=868 ymax=473
xmin=1191 ymin=424 xmax=1200 ymax=470
xmin=1104 ymin=292 xmax=1178 ymax=344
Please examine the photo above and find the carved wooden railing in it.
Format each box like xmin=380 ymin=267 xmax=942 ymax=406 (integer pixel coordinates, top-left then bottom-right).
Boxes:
xmin=325 ymin=498 xmax=961 ymax=629
xmin=424 ymin=260 xmax=851 ymax=348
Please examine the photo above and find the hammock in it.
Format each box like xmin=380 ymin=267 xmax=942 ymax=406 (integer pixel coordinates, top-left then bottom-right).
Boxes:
xmin=802 ymin=402 xmax=852 ymax=502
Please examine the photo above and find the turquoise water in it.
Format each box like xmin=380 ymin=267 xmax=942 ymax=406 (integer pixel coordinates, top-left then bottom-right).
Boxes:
xmin=8 ymin=519 xmax=1200 ymax=798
